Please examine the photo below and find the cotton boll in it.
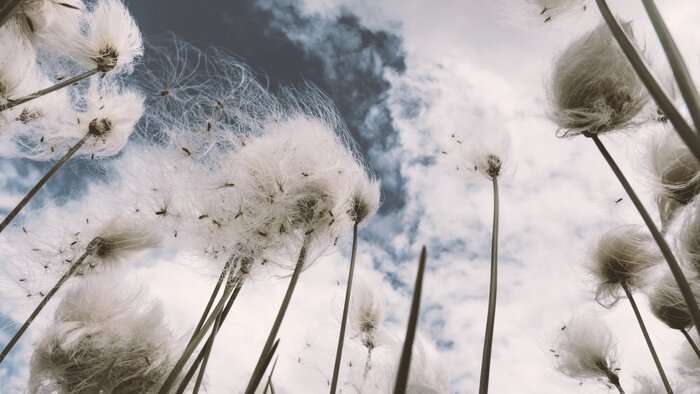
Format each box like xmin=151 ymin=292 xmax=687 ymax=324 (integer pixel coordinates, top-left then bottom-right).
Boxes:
xmin=648 ymin=129 xmax=700 ymax=224
xmin=347 ymin=165 xmax=381 ymax=225
xmin=450 ymin=130 xmax=511 ymax=179
xmin=77 ymin=0 xmax=143 ymax=73
xmin=588 ymin=225 xmax=661 ymax=308
xmin=29 ymin=274 xmax=176 ymax=394
xmin=549 ymin=22 xmax=648 ymax=137
xmin=553 ymin=312 xmax=622 ymax=388
xmin=647 ymin=272 xmax=700 ymax=330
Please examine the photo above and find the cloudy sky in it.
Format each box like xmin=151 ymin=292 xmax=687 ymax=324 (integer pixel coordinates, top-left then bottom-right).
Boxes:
xmin=2 ymin=0 xmax=700 ymax=393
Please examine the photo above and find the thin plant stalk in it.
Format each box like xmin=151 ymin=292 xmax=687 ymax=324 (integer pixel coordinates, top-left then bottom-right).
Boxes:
xmin=680 ymin=328 xmax=700 ymax=360
xmin=0 ymin=131 xmax=93 ymax=235
xmin=640 ymin=0 xmax=700 ymax=132
xmin=187 ymin=257 xmax=235 ymax=344
xmin=330 ymin=222 xmax=359 ymax=394
xmin=591 ymin=134 xmax=700 ymax=337
xmin=0 ymin=68 xmax=100 ymax=113
xmin=593 ymin=0 xmax=700 ymax=162
xmin=248 ymin=339 xmax=281 ymax=394
xmin=620 ymin=281 xmax=673 ymax=393
xmin=478 ymin=177 xmax=500 ymax=394
xmin=0 ymin=237 xmax=102 ymax=365
xmin=159 ymin=265 xmax=241 ymax=394
xmin=179 ymin=268 xmax=249 ymax=394
xmin=0 ymin=0 xmax=24 ymax=28
xmin=244 ymin=236 xmax=311 ymax=394
xmin=263 ymin=356 xmax=279 ymax=394
xmin=393 ymin=246 xmax=427 ymax=394
xmin=362 ymin=349 xmax=373 ymax=381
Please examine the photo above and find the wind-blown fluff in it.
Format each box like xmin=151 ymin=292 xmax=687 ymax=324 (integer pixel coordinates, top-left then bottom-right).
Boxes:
xmin=77 ymin=0 xmax=143 ymax=73
xmin=648 ymin=272 xmax=700 ymax=330
xmin=350 ymin=281 xmax=386 ymax=353
xmin=549 ymin=22 xmax=648 ymax=137
xmin=0 ymin=22 xmax=38 ymax=105
xmin=588 ymin=225 xmax=661 ymax=307
xmin=649 ymin=130 xmax=700 ymax=224
xmin=679 ymin=194 xmax=700 ymax=273
xmin=554 ymin=313 xmax=622 ymax=387
xmin=28 ymin=274 xmax=176 ymax=394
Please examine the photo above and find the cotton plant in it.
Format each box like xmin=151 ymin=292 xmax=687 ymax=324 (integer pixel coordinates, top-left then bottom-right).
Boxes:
xmin=28 ymin=273 xmax=177 ymax=393
xmin=548 ymin=19 xmax=700 ymax=336
xmin=552 ymin=312 xmax=625 ymax=393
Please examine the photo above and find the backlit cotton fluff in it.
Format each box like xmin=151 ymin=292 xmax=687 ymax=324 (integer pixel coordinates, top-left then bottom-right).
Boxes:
xmin=549 ymin=22 xmax=648 ymax=137
xmin=648 ymin=273 xmax=700 ymax=330
xmin=347 ymin=166 xmax=380 ymax=225
xmin=589 ymin=225 xmax=661 ymax=307
xmin=16 ymin=0 xmax=84 ymax=52
xmin=649 ymin=130 xmax=700 ymax=224
xmin=77 ymin=0 xmax=143 ymax=73
xmin=28 ymin=274 xmax=176 ymax=394
xmin=0 ymin=22 xmax=38 ymax=106
xmin=554 ymin=312 xmax=624 ymax=392
xmin=680 ymin=198 xmax=700 ymax=272
xmin=457 ymin=130 xmax=511 ymax=179
xmin=81 ymin=218 xmax=162 ymax=267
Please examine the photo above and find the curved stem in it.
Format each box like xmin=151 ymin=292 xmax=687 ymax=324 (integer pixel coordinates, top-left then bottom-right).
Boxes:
xmin=478 ymin=177 xmax=500 ymax=394
xmin=621 ymin=282 xmax=673 ymax=393
xmin=0 ymin=0 xmax=24 ymax=29
xmin=591 ymin=135 xmax=700 ymax=337
xmin=640 ymin=0 xmax=700 ymax=132
xmin=0 ymin=238 xmax=100 ymax=365
xmin=244 ymin=236 xmax=310 ymax=394
xmin=0 ymin=68 xmax=100 ymax=113
xmin=594 ymin=0 xmax=700 ymax=162
xmin=330 ymin=222 xmax=359 ymax=394
xmin=393 ymin=246 xmax=427 ymax=394
xmin=0 ymin=131 xmax=92 ymax=235
xmin=680 ymin=328 xmax=700 ymax=360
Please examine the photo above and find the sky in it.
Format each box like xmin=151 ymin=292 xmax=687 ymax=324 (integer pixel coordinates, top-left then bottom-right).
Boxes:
xmin=2 ymin=0 xmax=700 ymax=393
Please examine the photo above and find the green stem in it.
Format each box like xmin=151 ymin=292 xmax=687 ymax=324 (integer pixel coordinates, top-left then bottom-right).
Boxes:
xmin=0 ymin=68 xmax=100 ymax=113
xmin=191 ymin=312 xmax=221 ymax=394
xmin=393 ymin=246 xmax=427 ymax=394
xmin=0 ymin=0 xmax=24 ymax=28
xmin=330 ymin=222 xmax=359 ymax=394
xmin=680 ymin=328 xmax=700 ymax=360
xmin=621 ymin=282 xmax=673 ymax=393
xmin=0 ymin=237 xmax=101 ymax=365
xmin=0 ymin=131 xmax=92 ymax=235
xmin=263 ymin=356 xmax=279 ymax=394
xmin=478 ymin=177 xmax=500 ymax=394
xmin=187 ymin=257 xmax=235 ymax=345
xmin=591 ymin=135 xmax=700 ymax=337
xmin=247 ymin=339 xmax=281 ymax=394
xmin=594 ymin=0 xmax=700 ymax=162
xmin=244 ymin=236 xmax=310 ymax=394
xmin=640 ymin=0 xmax=700 ymax=133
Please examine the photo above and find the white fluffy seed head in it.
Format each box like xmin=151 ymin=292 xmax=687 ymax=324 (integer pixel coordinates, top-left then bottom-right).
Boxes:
xmin=443 ymin=131 xmax=511 ymax=180
xmin=79 ymin=0 xmax=143 ymax=73
xmin=78 ymin=77 xmax=144 ymax=157
xmin=589 ymin=225 xmax=661 ymax=308
xmin=554 ymin=312 xmax=621 ymax=383
xmin=0 ymin=21 xmax=38 ymax=102
xmin=19 ymin=0 xmax=85 ymax=53
xmin=549 ymin=22 xmax=648 ymax=137
xmin=85 ymin=218 xmax=162 ymax=265
xmin=649 ymin=130 xmax=700 ymax=225
xmin=351 ymin=280 xmax=385 ymax=352
xmin=647 ymin=273 xmax=700 ymax=330
xmin=29 ymin=274 xmax=176 ymax=393
xmin=347 ymin=168 xmax=381 ymax=225
xmin=679 ymin=198 xmax=700 ymax=273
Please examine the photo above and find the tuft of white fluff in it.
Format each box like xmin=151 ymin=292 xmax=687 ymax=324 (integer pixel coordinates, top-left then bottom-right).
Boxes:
xmin=77 ymin=0 xmax=143 ymax=73
xmin=632 ymin=376 xmax=667 ymax=394
xmin=83 ymin=218 xmax=162 ymax=266
xmin=350 ymin=280 xmax=386 ymax=353
xmin=0 ymin=21 xmax=38 ymax=104
xmin=678 ymin=193 xmax=700 ymax=273
xmin=347 ymin=165 xmax=381 ymax=225
xmin=647 ymin=271 xmax=700 ymax=330
xmin=17 ymin=0 xmax=85 ymax=53
xmin=78 ymin=77 xmax=144 ymax=157
xmin=554 ymin=312 xmax=622 ymax=386
xmin=648 ymin=129 xmax=700 ymax=224
xmin=588 ymin=225 xmax=661 ymax=307
xmin=549 ymin=22 xmax=648 ymax=137
xmin=28 ymin=274 xmax=176 ymax=393
xmin=454 ymin=130 xmax=511 ymax=179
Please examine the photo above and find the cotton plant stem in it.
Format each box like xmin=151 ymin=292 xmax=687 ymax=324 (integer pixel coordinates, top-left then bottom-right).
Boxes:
xmin=640 ymin=0 xmax=700 ymax=132
xmin=594 ymin=0 xmax=700 ymax=162
xmin=0 ymin=131 xmax=92 ymax=235
xmin=478 ymin=177 xmax=500 ymax=394
xmin=191 ymin=313 xmax=222 ymax=394
xmin=0 ymin=68 xmax=100 ymax=113
xmin=591 ymin=135 xmax=700 ymax=337
xmin=330 ymin=222 xmax=359 ymax=394
xmin=0 ymin=237 xmax=102 ymax=365
xmin=362 ymin=348 xmax=373 ymax=380
xmin=159 ymin=269 xmax=240 ymax=393
xmin=244 ymin=236 xmax=311 ymax=394
xmin=680 ymin=328 xmax=700 ymax=360
xmin=393 ymin=246 xmax=428 ymax=394
xmin=0 ymin=0 xmax=24 ymax=28
xmin=187 ymin=257 xmax=235 ymax=344
xmin=263 ymin=356 xmax=279 ymax=394
xmin=621 ymin=282 xmax=673 ymax=393
xmin=247 ymin=338 xmax=281 ymax=394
